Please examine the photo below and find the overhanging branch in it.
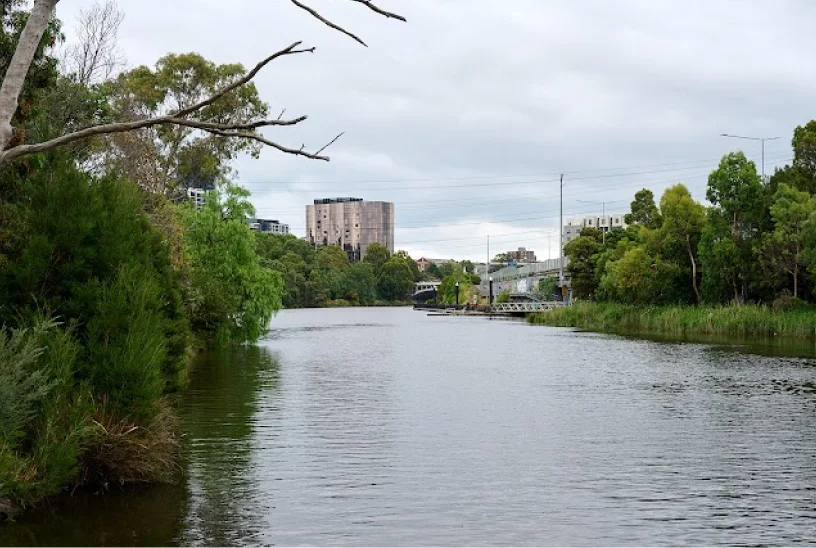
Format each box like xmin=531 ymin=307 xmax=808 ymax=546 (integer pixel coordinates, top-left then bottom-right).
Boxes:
xmin=290 ymin=0 xmax=405 ymax=47
xmin=204 ymin=128 xmax=339 ymax=161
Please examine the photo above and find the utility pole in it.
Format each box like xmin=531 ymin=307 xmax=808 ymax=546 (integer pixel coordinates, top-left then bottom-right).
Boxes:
xmin=578 ymin=199 xmax=617 ymax=245
xmin=720 ymin=133 xmax=780 ymax=184
xmin=559 ymin=174 xmax=564 ymax=287
xmin=486 ymin=234 xmax=490 ymax=279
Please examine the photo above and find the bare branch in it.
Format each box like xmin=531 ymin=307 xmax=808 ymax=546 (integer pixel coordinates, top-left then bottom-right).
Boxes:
xmin=0 ymin=45 xmax=316 ymax=164
xmin=314 ymin=132 xmax=344 ymax=155
xmin=289 ymin=0 xmax=367 ymax=47
xmin=348 ymin=0 xmax=406 ymax=21
xmin=64 ymin=0 xmax=126 ymax=85
xmin=205 ymin=129 xmax=330 ymax=161
xmin=277 ymin=108 xmax=287 ymax=120
xmin=0 ymin=116 xmax=174 ymax=162
xmin=165 ymin=116 xmax=308 ymax=131
xmin=174 ymin=42 xmax=315 ymax=118
xmin=291 ymin=0 xmax=405 ymax=46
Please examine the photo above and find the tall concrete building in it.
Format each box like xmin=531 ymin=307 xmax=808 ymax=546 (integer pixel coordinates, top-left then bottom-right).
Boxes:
xmin=306 ymin=198 xmax=394 ymax=262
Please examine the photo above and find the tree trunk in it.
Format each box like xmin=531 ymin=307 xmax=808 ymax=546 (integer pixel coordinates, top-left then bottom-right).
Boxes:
xmin=0 ymin=0 xmax=59 ymax=151
xmin=733 ymin=278 xmax=740 ymax=305
xmin=794 ymin=263 xmax=798 ymax=299
xmin=686 ymin=235 xmax=700 ymax=303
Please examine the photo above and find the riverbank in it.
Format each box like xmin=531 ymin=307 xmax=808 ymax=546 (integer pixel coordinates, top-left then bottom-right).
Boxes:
xmin=528 ymin=302 xmax=816 ymax=339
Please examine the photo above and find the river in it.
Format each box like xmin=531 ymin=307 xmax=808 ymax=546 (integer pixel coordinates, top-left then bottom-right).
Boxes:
xmin=3 ymin=307 xmax=816 ymax=546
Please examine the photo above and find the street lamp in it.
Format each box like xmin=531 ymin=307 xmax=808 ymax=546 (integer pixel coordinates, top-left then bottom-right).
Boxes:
xmin=489 ymin=276 xmax=494 ymax=306
xmin=455 ymin=281 xmax=460 ymax=308
xmin=720 ymin=133 xmax=780 ymax=183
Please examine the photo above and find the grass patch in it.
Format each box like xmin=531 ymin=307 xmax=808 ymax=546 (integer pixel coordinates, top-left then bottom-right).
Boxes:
xmin=529 ymin=302 xmax=816 ymax=339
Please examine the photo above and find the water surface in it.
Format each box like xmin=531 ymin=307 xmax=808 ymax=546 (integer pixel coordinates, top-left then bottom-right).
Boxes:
xmin=3 ymin=307 xmax=816 ymax=546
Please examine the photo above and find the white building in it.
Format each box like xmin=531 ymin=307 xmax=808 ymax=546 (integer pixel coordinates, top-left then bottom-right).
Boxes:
xmin=563 ymin=214 xmax=627 ymax=248
xmin=187 ymin=187 xmax=208 ymax=210
xmin=248 ymin=218 xmax=290 ymax=235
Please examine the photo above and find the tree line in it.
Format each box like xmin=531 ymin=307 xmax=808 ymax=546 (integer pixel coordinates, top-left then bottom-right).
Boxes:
xmin=256 ymin=237 xmax=422 ymax=307
xmin=0 ymin=0 xmax=403 ymax=511
xmin=565 ymin=121 xmax=816 ymax=308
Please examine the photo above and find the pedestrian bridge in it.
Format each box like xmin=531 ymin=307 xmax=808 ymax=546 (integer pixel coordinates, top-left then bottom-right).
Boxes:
xmin=491 ymin=296 xmax=568 ymax=314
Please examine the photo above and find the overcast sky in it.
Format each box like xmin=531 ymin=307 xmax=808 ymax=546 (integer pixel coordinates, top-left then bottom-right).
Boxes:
xmin=56 ymin=0 xmax=816 ymax=261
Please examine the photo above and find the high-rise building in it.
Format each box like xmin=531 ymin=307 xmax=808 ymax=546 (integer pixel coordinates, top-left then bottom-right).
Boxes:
xmin=563 ymin=214 xmax=627 ymax=249
xmin=306 ymin=197 xmax=394 ymax=262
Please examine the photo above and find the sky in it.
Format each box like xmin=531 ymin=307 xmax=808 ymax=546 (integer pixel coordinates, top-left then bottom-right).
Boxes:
xmin=55 ymin=0 xmax=816 ymax=261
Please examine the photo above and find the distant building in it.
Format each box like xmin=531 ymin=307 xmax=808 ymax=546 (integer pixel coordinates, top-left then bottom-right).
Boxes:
xmin=504 ymin=247 xmax=537 ymax=263
xmin=416 ymin=257 xmax=449 ymax=271
xmin=563 ymin=214 xmax=627 ymax=249
xmin=248 ymin=218 xmax=290 ymax=235
xmin=306 ymin=197 xmax=394 ymax=262
xmin=187 ymin=187 xmax=208 ymax=210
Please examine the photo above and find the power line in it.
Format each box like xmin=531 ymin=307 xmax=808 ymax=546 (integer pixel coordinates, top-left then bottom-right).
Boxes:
xmin=237 ymin=148 xmax=789 ymax=187
xmin=253 ymin=158 xmax=791 ymax=218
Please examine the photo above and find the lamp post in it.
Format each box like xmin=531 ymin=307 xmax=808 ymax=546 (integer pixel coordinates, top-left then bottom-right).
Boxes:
xmin=489 ymin=276 xmax=494 ymax=306
xmin=455 ymin=281 xmax=460 ymax=308
xmin=720 ymin=133 xmax=780 ymax=183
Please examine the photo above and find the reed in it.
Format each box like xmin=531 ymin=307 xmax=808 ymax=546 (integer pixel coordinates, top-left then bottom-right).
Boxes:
xmin=529 ymin=302 xmax=816 ymax=339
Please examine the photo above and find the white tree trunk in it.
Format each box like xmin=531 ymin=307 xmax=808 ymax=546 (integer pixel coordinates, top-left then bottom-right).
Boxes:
xmin=0 ymin=0 xmax=59 ymax=151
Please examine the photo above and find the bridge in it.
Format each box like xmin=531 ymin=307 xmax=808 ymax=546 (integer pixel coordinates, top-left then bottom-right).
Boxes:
xmin=413 ymin=281 xmax=441 ymax=302
xmin=491 ymin=293 xmax=568 ymax=314
xmin=479 ymin=258 xmax=571 ymax=299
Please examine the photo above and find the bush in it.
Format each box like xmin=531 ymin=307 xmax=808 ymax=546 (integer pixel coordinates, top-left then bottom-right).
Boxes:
xmin=0 ymin=320 xmax=94 ymax=508
xmin=179 ymin=183 xmax=283 ymax=343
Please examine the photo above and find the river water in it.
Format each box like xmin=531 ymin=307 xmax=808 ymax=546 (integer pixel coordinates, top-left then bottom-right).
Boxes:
xmin=3 ymin=307 xmax=816 ymax=546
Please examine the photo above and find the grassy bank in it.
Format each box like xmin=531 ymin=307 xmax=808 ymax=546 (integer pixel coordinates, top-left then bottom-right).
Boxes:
xmin=529 ymin=302 xmax=816 ymax=339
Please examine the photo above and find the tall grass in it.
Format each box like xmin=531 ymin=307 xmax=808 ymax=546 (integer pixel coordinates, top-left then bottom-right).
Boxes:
xmin=529 ymin=302 xmax=816 ymax=339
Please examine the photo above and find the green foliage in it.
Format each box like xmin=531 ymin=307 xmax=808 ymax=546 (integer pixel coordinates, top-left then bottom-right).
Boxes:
xmin=659 ymin=184 xmax=706 ymax=302
xmin=110 ymin=53 xmax=269 ymax=193
xmin=377 ymin=257 xmax=415 ymax=301
xmin=438 ymin=270 xmax=480 ymax=305
xmin=792 ymin=120 xmax=816 ymax=179
xmin=0 ymin=319 xmax=95 ymax=507
xmin=624 ymin=189 xmax=663 ymax=228
xmin=394 ymin=250 xmax=422 ymax=282
xmin=0 ymin=322 xmax=56 ymax=447
xmin=756 ymin=184 xmax=815 ymax=298
xmin=363 ymin=243 xmax=391 ymax=275
xmin=317 ymin=244 xmax=351 ymax=272
xmin=495 ymin=290 xmax=511 ymax=304
xmin=0 ymin=154 xmax=191 ymax=393
xmin=699 ymin=212 xmax=741 ymax=304
xmin=564 ymin=228 xmax=603 ymax=299
xmin=180 ymin=183 xmax=282 ymax=342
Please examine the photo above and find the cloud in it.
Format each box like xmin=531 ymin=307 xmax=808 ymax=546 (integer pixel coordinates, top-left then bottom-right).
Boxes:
xmin=55 ymin=0 xmax=813 ymax=260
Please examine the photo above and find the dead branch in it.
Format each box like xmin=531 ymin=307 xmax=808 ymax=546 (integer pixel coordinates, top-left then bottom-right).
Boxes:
xmin=205 ymin=128 xmax=332 ymax=161
xmin=0 ymin=43 xmax=314 ymax=164
xmin=0 ymin=0 xmax=406 ymax=165
xmin=290 ymin=0 xmax=405 ymax=47
xmin=290 ymin=0 xmax=367 ymax=46
xmin=348 ymin=0 xmax=406 ymax=21
xmin=174 ymin=42 xmax=314 ymax=118
xmin=166 ymin=115 xmax=308 ymax=131
xmin=64 ymin=0 xmax=126 ymax=85
xmin=315 ymin=132 xmax=344 ymax=155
